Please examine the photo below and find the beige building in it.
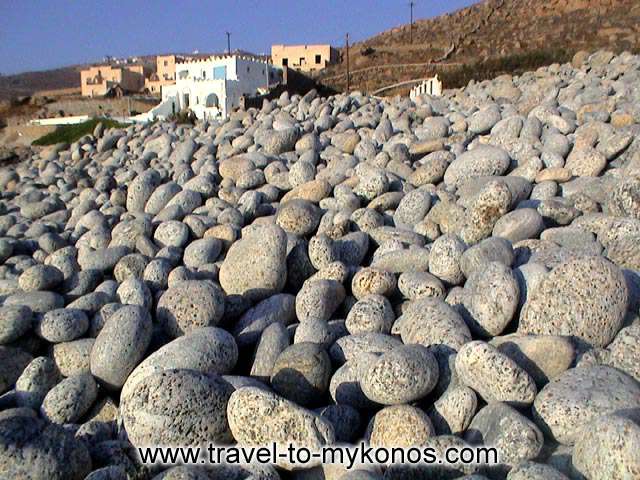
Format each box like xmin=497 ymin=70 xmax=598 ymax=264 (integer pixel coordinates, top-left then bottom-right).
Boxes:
xmin=145 ymin=55 xmax=180 ymax=95
xmin=271 ymin=44 xmax=339 ymax=72
xmin=80 ymin=64 xmax=145 ymax=97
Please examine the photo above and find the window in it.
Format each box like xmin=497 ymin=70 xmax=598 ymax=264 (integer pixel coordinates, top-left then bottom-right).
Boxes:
xmin=213 ymin=66 xmax=227 ymax=79
xmin=178 ymin=70 xmax=188 ymax=79
xmin=247 ymin=66 xmax=250 ymax=73
xmin=299 ymin=57 xmax=305 ymax=65
xmin=202 ymin=70 xmax=206 ymax=79
xmin=163 ymin=60 xmax=168 ymax=66
xmin=183 ymin=93 xmax=190 ymax=108
xmin=282 ymin=58 xmax=288 ymax=66
xmin=315 ymin=54 xmax=321 ymax=64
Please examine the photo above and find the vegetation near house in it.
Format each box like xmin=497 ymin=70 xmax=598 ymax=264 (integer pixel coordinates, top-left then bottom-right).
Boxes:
xmin=32 ymin=118 xmax=126 ymax=146
xmin=440 ymin=48 xmax=572 ymax=88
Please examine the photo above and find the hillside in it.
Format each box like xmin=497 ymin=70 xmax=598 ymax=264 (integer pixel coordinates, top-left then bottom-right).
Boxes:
xmin=317 ymin=0 xmax=640 ymax=94
xmin=0 ymin=66 xmax=83 ymax=101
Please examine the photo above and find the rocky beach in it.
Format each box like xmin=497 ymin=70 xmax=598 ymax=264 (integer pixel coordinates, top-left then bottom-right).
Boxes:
xmin=1 ymin=49 xmax=640 ymax=480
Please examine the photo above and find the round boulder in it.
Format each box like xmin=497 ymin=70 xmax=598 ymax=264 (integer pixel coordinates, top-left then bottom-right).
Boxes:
xmin=270 ymin=343 xmax=332 ymax=406
xmin=227 ymin=387 xmax=334 ymax=470
xmin=573 ymin=412 xmax=640 ymax=480
xmin=156 ymin=281 xmax=225 ymax=337
xmin=532 ymin=365 xmax=640 ymax=445
xmin=366 ymin=405 xmax=434 ymax=448
xmin=90 ymin=305 xmax=152 ymax=390
xmin=361 ymin=344 xmax=439 ymax=405
xmin=455 ymin=341 xmax=537 ymax=407
xmin=121 ymin=369 xmax=234 ymax=447
xmin=0 ymin=415 xmax=91 ymax=480
xmin=122 ymin=327 xmax=238 ymax=399
xmin=519 ymin=256 xmax=628 ymax=347
xmin=40 ymin=373 xmax=98 ymax=424
xmin=219 ymin=224 xmax=288 ymax=302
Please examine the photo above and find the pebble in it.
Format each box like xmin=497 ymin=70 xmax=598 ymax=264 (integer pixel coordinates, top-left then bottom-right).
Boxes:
xmin=15 ymin=356 xmax=60 ymax=409
xmin=296 ymin=279 xmax=345 ymax=322
xmin=366 ymin=405 xmax=434 ymax=447
xmin=0 ymin=305 xmax=32 ymax=344
xmin=52 ymin=338 xmax=94 ymax=376
xmin=233 ymin=293 xmax=296 ymax=347
xmin=270 ymin=342 xmax=332 ymax=407
xmin=219 ymin=224 xmax=288 ymax=302
xmin=490 ymin=333 xmax=574 ymax=386
xmin=121 ymin=369 xmax=234 ymax=447
xmin=455 ymin=341 xmax=537 ymax=407
xmin=397 ymin=297 xmax=471 ymax=350
xmin=429 ymin=234 xmax=466 ymax=285
xmin=532 ymin=365 xmax=640 ymax=445
xmin=397 ymin=271 xmax=445 ymax=300
xmin=153 ymin=220 xmax=190 ymax=248
xmin=465 ymin=402 xmax=544 ymax=469
xmin=428 ymin=385 xmax=477 ymax=435
xmin=351 ymin=267 xmax=397 ymax=300
xmin=444 ymin=145 xmax=511 ymax=187
xmin=573 ymin=411 xmax=640 ymax=480
xmin=18 ymin=265 xmax=64 ymax=291
xmin=36 ymin=308 xmax=89 ymax=343
xmin=493 ymin=208 xmax=544 ymax=243
xmin=0 ymin=415 xmax=91 ymax=479
xmin=0 ymin=346 xmax=33 ymax=395
xmin=90 ymin=305 xmax=152 ymax=390
xmin=463 ymin=261 xmax=519 ymax=337
xmin=361 ymin=344 xmax=439 ymax=405
xmin=156 ymin=280 xmax=225 ymax=337
xmin=40 ymin=373 xmax=97 ymax=424
xmin=122 ymin=327 xmax=238 ymax=399
xmin=519 ymin=256 xmax=628 ymax=347
xmin=345 ymin=294 xmax=395 ymax=334
xmin=182 ymin=238 xmax=222 ymax=269
xmin=276 ymin=199 xmax=321 ymax=236
xmin=227 ymin=387 xmax=335 ymax=469
xmin=506 ymin=462 xmax=570 ymax=480
xmin=459 ymin=236 xmax=514 ymax=278
xmin=250 ymin=322 xmax=290 ymax=382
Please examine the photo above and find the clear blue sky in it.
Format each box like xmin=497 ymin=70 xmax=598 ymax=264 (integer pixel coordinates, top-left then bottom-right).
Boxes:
xmin=0 ymin=0 xmax=478 ymax=75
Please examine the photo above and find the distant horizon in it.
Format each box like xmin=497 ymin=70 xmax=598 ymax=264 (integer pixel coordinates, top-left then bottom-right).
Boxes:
xmin=0 ymin=0 xmax=478 ymax=76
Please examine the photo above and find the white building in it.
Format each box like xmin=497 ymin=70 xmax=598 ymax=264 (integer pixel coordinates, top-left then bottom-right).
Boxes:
xmin=161 ymin=54 xmax=281 ymax=120
xmin=410 ymin=75 xmax=443 ymax=101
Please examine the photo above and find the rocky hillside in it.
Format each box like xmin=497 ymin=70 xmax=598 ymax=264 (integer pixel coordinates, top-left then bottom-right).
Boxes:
xmin=0 ymin=49 xmax=640 ymax=479
xmin=318 ymin=0 xmax=640 ymax=93
xmin=0 ymin=66 xmax=83 ymax=101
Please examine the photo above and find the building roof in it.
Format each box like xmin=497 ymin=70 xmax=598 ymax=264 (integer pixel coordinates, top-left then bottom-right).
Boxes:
xmin=176 ymin=52 xmax=271 ymax=65
xmin=272 ymin=44 xmax=333 ymax=48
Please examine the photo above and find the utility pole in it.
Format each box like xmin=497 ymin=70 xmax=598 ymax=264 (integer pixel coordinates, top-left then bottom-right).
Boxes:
xmin=409 ymin=1 xmax=414 ymax=44
xmin=346 ymin=32 xmax=350 ymax=92
xmin=226 ymin=32 xmax=231 ymax=54
xmin=265 ymin=58 xmax=270 ymax=91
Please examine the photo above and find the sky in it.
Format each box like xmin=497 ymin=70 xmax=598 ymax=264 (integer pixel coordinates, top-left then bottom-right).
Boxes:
xmin=0 ymin=0 xmax=478 ymax=75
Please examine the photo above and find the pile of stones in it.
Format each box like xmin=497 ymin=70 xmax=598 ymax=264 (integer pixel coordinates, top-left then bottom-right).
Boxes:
xmin=1 ymin=49 xmax=640 ymax=480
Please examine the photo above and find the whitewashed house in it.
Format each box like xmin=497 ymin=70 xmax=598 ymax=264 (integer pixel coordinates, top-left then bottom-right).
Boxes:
xmin=160 ymin=54 xmax=280 ymax=120
xmin=410 ymin=74 xmax=443 ymax=101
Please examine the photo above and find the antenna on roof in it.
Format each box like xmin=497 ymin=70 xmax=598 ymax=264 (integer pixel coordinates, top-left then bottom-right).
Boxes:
xmin=226 ymin=32 xmax=231 ymax=54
